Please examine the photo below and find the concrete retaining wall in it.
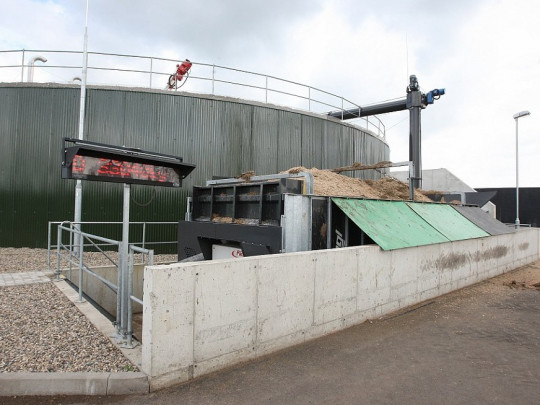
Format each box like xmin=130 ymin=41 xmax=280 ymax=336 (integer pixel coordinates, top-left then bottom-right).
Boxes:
xmin=68 ymin=264 xmax=145 ymax=316
xmin=142 ymin=229 xmax=539 ymax=390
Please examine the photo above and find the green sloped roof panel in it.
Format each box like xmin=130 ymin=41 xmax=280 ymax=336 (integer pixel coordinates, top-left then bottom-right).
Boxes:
xmin=332 ymin=198 xmax=449 ymax=250
xmin=406 ymin=202 xmax=490 ymax=241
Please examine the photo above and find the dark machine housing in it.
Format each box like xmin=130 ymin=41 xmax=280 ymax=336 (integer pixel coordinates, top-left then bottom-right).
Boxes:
xmin=178 ymin=175 xmax=376 ymax=261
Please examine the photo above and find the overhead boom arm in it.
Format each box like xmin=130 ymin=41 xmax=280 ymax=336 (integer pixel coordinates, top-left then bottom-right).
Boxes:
xmin=327 ymin=75 xmax=445 ymax=189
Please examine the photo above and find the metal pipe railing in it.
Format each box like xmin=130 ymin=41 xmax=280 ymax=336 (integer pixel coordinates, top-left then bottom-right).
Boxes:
xmin=0 ymin=49 xmax=386 ymax=139
xmin=53 ymin=222 xmax=157 ymax=348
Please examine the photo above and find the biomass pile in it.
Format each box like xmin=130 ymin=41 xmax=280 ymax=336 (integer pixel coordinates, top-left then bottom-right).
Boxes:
xmin=282 ymin=167 xmax=432 ymax=202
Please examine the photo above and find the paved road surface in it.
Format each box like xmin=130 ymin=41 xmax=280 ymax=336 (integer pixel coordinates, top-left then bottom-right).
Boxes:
xmin=5 ymin=263 xmax=539 ymax=405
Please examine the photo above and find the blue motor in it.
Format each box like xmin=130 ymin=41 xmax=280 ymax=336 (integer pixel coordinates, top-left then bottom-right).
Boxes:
xmin=426 ymin=88 xmax=445 ymax=104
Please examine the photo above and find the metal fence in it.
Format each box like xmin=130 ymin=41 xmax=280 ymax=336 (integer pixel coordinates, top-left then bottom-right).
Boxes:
xmin=49 ymin=221 xmax=177 ymax=347
xmin=0 ymin=49 xmax=385 ymax=139
xmin=47 ymin=221 xmax=177 ymax=269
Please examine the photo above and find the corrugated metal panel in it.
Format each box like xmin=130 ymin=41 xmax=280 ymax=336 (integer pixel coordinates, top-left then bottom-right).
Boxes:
xmin=12 ymin=88 xmax=55 ymax=246
xmin=46 ymin=88 xmax=80 ymax=225
xmin=0 ymin=85 xmax=390 ymax=248
xmin=363 ymin=134 xmax=384 ymax=180
xmin=0 ymin=88 xmax=20 ymax=246
xmin=217 ymin=101 xmax=252 ymax=177
xmin=406 ymin=202 xmax=489 ymax=241
xmin=300 ymin=115 xmax=324 ymax=169
xmin=352 ymin=130 xmax=366 ymax=180
xmin=452 ymin=205 xmax=514 ymax=236
xmin=336 ymin=125 xmax=355 ymax=169
xmin=277 ymin=111 xmax=302 ymax=172
xmin=332 ymin=198 xmax=449 ymax=250
xmin=252 ymin=106 xmax=279 ymax=174
xmin=323 ymin=121 xmax=342 ymax=169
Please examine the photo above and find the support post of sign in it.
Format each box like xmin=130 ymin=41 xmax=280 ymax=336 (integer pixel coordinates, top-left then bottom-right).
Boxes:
xmin=119 ymin=183 xmax=131 ymax=345
xmin=74 ymin=0 xmax=90 ymax=254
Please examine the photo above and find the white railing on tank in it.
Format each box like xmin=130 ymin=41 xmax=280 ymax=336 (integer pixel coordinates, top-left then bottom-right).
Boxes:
xmin=0 ymin=49 xmax=385 ymax=139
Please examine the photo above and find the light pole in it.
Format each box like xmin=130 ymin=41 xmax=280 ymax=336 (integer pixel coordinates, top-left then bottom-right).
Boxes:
xmin=74 ymin=0 xmax=89 ymax=253
xmin=512 ymin=110 xmax=531 ymax=229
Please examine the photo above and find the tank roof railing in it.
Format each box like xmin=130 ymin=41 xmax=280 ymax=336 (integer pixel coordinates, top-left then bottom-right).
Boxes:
xmin=0 ymin=49 xmax=385 ymax=139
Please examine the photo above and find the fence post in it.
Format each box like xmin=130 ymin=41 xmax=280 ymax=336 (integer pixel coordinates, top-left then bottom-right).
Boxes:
xmin=78 ymin=232 xmax=84 ymax=302
xmin=56 ymin=225 xmax=62 ymax=280
xmin=142 ymin=223 xmax=146 ymax=262
xmin=115 ymin=239 xmax=122 ymax=336
xmin=148 ymin=58 xmax=153 ymax=88
xmin=47 ymin=222 xmax=52 ymax=272
xmin=127 ymin=247 xmax=134 ymax=347
xmin=212 ymin=65 xmax=215 ymax=94
xmin=21 ymin=49 xmax=25 ymax=82
xmin=69 ymin=227 xmax=74 ymax=279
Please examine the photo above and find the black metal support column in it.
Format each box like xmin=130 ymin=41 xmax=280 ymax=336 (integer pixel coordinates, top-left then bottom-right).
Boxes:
xmin=406 ymin=76 xmax=423 ymax=190
xmin=409 ymin=106 xmax=422 ymax=189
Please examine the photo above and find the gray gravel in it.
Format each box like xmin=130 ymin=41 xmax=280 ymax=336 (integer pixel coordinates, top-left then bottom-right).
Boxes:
xmin=0 ymin=282 xmax=138 ymax=373
xmin=0 ymin=247 xmax=177 ymax=273
xmin=0 ymin=247 xmax=178 ymax=374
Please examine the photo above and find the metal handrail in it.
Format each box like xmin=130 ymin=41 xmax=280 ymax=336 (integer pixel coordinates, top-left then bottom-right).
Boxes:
xmin=0 ymin=49 xmax=385 ymax=139
xmin=47 ymin=220 xmax=177 ymax=270
xmin=55 ymin=222 xmax=155 ymax=347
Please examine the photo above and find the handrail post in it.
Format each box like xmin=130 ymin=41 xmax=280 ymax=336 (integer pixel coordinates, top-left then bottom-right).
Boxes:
xmin=21 ymin=49 xmax=25 ymax=82
xmin=142 ymin=222 xmax=146 ymax=262
xmin=265 ymin=76 xmax=268 ymax=104
xmin=69 ymin=226 xmax=74 ymax=279
xmin=56 ymin=225 xmax=62 ymax=280
xmin=127 ymin=247 xmax=134 ymax=347
xmin=78 ymin=231 xmax=84 ymax=302
xmin=115 ymin=240 xmax=122 ymax=337
xmin=212 ymin=65 xmax=215 ymax=94
xmin=308 ymin=87 xmax=311 ymax=112
xmin=47 ymin=222 xmax=52 ymax=272
xmin=149 ymin=58 xmax=153 ymax=88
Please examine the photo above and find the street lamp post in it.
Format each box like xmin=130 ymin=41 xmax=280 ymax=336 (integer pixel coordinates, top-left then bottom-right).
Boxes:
xmin=512 ymin=110 xmax=531 ymax=229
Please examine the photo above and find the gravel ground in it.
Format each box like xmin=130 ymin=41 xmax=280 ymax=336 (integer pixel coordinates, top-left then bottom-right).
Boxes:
xmin=0 ymin=282 xmax=137 ymax=373
xmin=0 ymin=247 xmax=177 ymax=273
xmin=0 ymin=247 xmax=178 ymax=373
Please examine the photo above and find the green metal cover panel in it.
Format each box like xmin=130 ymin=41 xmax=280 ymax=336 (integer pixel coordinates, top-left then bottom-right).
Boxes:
xmin=332 ymin=198 xmax=448 ymax=250
xmin=406 ymin=202 xmax=489 ymax=241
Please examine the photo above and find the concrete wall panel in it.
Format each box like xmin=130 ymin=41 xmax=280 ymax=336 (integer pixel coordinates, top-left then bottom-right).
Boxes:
xmin=142 ymin=264 xmax=195 ymax=380
xmin=193 ymin=260 xmax=257 ymax=362
xmin=256 ymin=253 xmax=315 ymax=343
xmin=313 ymin=248 xmax=358 ymax=325
xmin=142 ymin=228 xmax=540 ymax=390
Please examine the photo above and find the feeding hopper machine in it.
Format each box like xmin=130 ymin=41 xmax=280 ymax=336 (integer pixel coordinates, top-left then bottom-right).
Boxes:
xmin=178 ymin=172 xmax=512 ymax=261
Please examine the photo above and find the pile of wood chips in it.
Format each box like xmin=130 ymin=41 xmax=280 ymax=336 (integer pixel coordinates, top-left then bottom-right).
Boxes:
xmin=282 ymin=166 xmax=432 ymax=202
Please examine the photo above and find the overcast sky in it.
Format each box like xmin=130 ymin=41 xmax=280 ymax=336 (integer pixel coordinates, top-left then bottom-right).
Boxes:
xmin=1 ymin=0 xmax=539 ymax=188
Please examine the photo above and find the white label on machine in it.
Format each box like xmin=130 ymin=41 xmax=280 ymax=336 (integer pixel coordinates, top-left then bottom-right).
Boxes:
xmin=212 ymin=244 xmax=244 ymax=260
